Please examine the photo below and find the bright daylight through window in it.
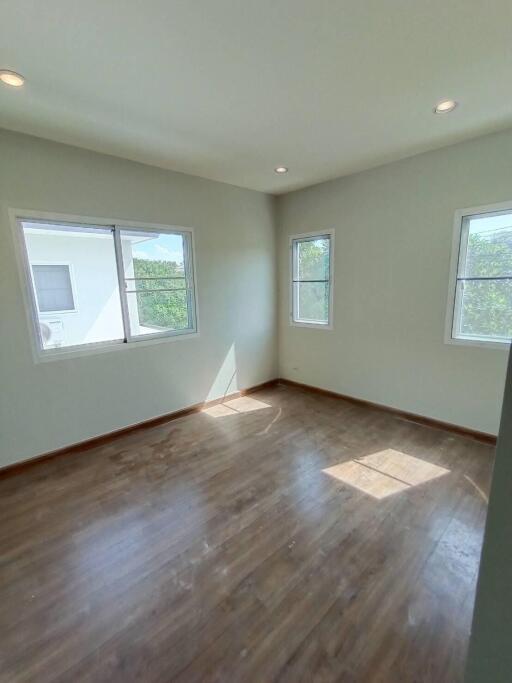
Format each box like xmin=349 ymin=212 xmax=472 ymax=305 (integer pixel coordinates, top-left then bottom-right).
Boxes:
xmin=291 ymin=231 xmax=333 ymax=327
xmin=450 ymin=207 xmax=512 ymax=345
xmin=32 ymin=264 xmax=75 ymax=313
xmin=19 ymin=219 xmax=197 ymax=354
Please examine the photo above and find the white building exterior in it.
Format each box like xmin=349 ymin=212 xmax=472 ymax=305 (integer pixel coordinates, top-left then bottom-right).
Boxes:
xmin=23 ymin=226 xmax=154 ymax=349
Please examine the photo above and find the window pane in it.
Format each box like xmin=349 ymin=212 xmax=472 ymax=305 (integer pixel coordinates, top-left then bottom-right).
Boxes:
xmin=457 ymin=279 xmax=512 ymax=341
xmin=119 ymin=229 xmax=194 ymax=337
xmin=464 ymin=212 xmax=512 ymax=278
xmin=297 ymin=282 xmax=329 ymax=323
xmin=129 ymin=277 xmax=185 ymax=292
xmin=123 ymin=230 xmax=186 ymax=278
xmin=22 ymin=222 xmax=124 ymax=350
xmin=297 ymin=237 xmax=330 ymax=280
xmin=32 ymin=264 xmax=74 ymax=312
xmin=127 ymin=291 xmax=190 ymax=333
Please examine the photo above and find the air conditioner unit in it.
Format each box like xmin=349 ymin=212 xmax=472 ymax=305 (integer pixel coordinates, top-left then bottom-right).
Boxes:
xmin=40 ymin=319 xmax=65 ymax=347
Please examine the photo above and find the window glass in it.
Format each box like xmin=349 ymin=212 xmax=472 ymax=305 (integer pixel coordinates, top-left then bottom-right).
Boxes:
xmin=32 ymin=264 xmax=74 ymax=312
xmin=119 ymin=230 xmax=195 ymax=337
xmin=19 ymin=219 xmax=198 ymax=354
xmin=292 ymin=233 xmax=332 ymax=326
xmin=452 ymin=210 xmax=512 ymax=344
xmin=22 ymin=222 xmax=124 ymax=350
xmin=297 ymin=237 xmax=330 ymax=281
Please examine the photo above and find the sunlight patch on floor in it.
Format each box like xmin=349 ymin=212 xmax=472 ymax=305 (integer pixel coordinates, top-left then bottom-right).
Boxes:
xmin=203 ymin=403 xmax=240 ymax=418
xmin=202 ymin=396 xmax=272 ymax=418
xmin=322 ymin=449 xmax=450 ymax=499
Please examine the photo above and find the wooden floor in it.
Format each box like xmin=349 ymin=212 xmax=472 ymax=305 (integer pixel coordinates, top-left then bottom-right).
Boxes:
xmin=0 ymin=384 xmax=494 ymax=683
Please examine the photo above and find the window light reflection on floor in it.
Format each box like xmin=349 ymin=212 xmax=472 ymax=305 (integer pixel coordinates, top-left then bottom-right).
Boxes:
xmin=322 ymin=449 xmax=450 ymax=500
xmin=202 ymin=396 xmax=272 ymax=418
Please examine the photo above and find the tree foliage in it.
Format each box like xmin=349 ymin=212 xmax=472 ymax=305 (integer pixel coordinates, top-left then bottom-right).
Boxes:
xmin=460 ymin=232 xmax=512 ymax=339
xmin=296 ymin=239 xmax=330 ymax=321
xmin=133 ymin=258 xmax=188 ymax=329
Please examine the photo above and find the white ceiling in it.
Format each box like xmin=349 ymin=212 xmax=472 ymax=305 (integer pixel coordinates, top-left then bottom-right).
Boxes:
xmin=1 ymin=1 xmax=512 ymax=194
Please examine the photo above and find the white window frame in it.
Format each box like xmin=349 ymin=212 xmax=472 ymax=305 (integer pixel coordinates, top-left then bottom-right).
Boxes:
xmin=30 ymin=261 xmax=78 ymax=315
xmin=289 ymin=229 xmax=334 ymax=330
xmin=445 ymin=200 xmax=512 ymax=350
xmin=10 ymin=209 xmax=199 ymax=362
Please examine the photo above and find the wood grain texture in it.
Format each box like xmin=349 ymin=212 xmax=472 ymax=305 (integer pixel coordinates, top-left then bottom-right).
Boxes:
xmin=0 ymin=384 xmax=494 ymax=682
xmin=0 ymin=380 xmax=279 ymax=478
xmin=279 ymin=379 xmax=497 ymax=444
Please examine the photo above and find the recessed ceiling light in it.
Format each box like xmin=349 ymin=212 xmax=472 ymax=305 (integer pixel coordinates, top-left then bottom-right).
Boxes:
xmin=0 ymin=70 xmax=25 ymax=87
xmin=274 ymin=166 xmax=288 ymax=174
xmin=434 ymin=99 xmax=457 ymax=114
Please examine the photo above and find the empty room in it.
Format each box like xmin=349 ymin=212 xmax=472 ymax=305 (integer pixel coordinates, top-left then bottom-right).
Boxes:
xmin=1 ymin=2 xmax=511 ymax=682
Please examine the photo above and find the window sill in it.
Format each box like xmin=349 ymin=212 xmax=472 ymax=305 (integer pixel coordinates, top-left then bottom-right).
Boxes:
xmin=290 ymin=320 xmax=333 ymax=330
xmin=444 ymin=335 xmax=510 ymax=351
xmin=32 ymin=330 xmax=200 ymax=363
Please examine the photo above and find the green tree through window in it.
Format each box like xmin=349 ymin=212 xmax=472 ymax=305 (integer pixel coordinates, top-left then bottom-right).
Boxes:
xmin=458 ymin=226 xmax=512 ymax=341
xmin=133 ymin=258 xmax=189 ymax=330
xmin=293 ymin=234 xmax=331 ymax=324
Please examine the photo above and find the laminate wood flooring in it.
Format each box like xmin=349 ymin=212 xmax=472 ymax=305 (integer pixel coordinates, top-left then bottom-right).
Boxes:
xmin=0 ymin=384 xmax=494 ymax=682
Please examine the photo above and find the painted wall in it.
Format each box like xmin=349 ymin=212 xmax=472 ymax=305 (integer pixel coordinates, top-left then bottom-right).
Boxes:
xmin=276 ymin=128 xmax=512 ymax=435
xmin=2 ymin=124 xmax=511 ymax=467
xmin=0 ymin=129 xmax=277 ymax=467
xmin=465 ymin=349 xmax=512 ymax=682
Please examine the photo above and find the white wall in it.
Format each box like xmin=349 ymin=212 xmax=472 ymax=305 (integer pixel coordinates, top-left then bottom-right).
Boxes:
xmin=0 ymin=129 xmax=277 ymax=467
xmin=277 ymin=128 xmax=512 ymax=435
xmin=2 ymin=124 xmax=510 ymax=468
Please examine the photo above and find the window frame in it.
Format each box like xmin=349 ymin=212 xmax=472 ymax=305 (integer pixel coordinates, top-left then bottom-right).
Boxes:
xmin=289 ymin=229 xmax=334 ymax=330
xmin=114 ymin=225 xmax=198 ymax=344
xmin=445 ymin=201 xmax=512 ymax=350
xmin=30 ymin=261 xmax=78 ymax=315
xmin=11 ymin=209 xmax=199 ymax=362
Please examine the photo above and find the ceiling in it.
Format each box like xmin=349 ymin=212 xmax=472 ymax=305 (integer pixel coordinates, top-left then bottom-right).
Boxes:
xmin=1 ymin=1 xmax=512 ymax=194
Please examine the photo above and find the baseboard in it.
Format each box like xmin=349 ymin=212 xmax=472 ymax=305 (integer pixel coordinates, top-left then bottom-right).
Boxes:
xmin=1 ymin=375 xmax=495 ymax=478
xmin=277 ymin=378 xmax=497 ymax=445
xmin=0 ymin=379 xmax=279 ymax=478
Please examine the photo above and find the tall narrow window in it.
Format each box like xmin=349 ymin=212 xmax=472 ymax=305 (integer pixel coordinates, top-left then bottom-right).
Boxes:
xmin=291 ymin=231 xmax=334 ymax=327
xmin=18 ymin=217 xmax=198 ymax=356
xmin=448 ymin=205 xmax=512 ymax=346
